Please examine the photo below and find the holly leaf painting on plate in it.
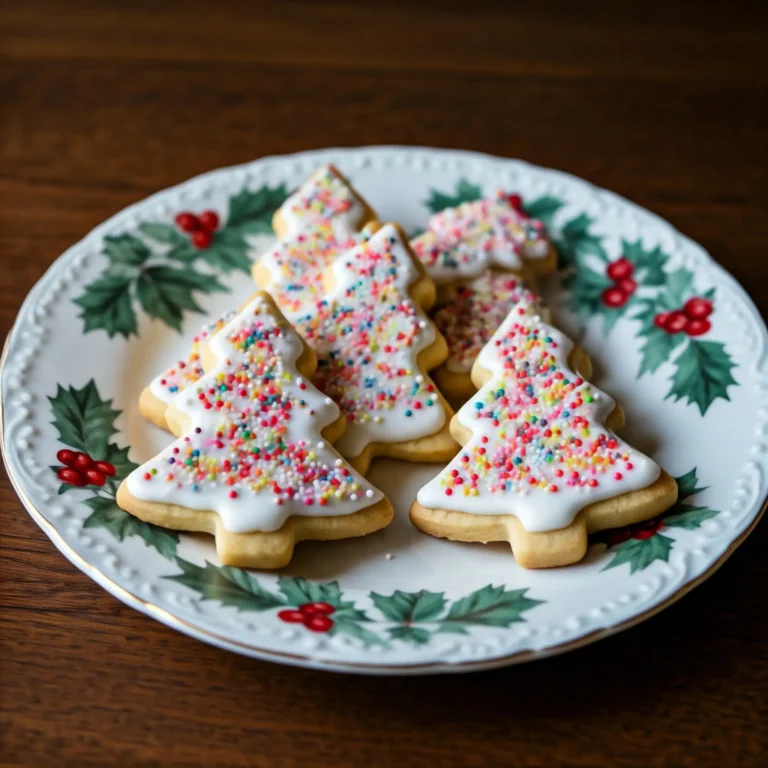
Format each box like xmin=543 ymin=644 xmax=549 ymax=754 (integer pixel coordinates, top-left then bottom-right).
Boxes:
xmin=424 ymin=179 xmax=483 ymax=214
xmin=74 ymin=183 xmax=288 ymax=339
xmin=49 ymin=379 xmax=179 ymax=559
xmin=599 ymin=468 xmax=719 ymax=573
xmin=370 ymin=586 xmax=543 ymax=644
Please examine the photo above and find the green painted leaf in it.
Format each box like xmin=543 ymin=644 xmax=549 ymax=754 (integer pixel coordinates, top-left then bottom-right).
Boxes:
xmin=388 ymin=625 xmax=433 ymax=645
xmin=103 ymin=234 xmax=150 ymax=266
xmin=556 ymin=213 xmax=608 ymax=268
xmin=425 ymin=179 xmax=483 ymax=213
xmin=84 ymin=496 xmax=178 ymax=559
xmin=277 ymin=576 xmax=342 ymax=607
xmin=637 ymin=325 xmax=685 ymax=376
xmin=165 ymin=241 xmax=200 ymax=263
xmin=602 ymin=534 xmax=674 ymax=574
xmin=74 ymin=272 xmax=138 ymax=338
xmin=200 ymin=229 xmax=252 ymax=274
xmin=666 ymin=340 xmax=738 ymax=415
xmin=664 ymin=504 xmax=719 ymax=530
xmin=440 ymin=585 xmax=543 ymax=629
xmin=138 ymin=222 xmax=187 ymax=247
xmin=166 ymin=558 xmax=284 ymax=609
xmin=48 ymin=379 xmax=120 ymax=458
xmin=226 ymin=184 xmax=289 ymax=229
xmin=136 ymin=265 xmax=225 ymax=331
xmin=370 ymin=589 xmax=446 ymax=623
xmin=657 ymin=268 xmax=694 ymax=310
xmin=105 ymin=443 xmax=139 ymax=480
xmin=675 ymin=468 xmax=708 ymax=500
xmin=330 ymin=618 xmax=386 ymax=647
xmin=621 ymin=239 xmax=668 ymax=286
xmin=523 ymin=196 xmax=563 ymax=230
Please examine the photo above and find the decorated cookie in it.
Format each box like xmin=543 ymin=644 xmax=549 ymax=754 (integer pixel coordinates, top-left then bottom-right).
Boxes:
xmin=117 ymin=292 xmax=393 ymax=569
xmin=139 ymin=310 xmax=238 ymax=431
xmin=410 ymin=295 xmax=678 ymax=569
xmin=293 ymin=222 xmax=458 ymax=475
xmin=252 ymin=164 xmax=378 ymax=321
xmin=411 ymin=192 xmax=557 ymax=303
xmin=433 ymin=272 xmax=541 ymax=408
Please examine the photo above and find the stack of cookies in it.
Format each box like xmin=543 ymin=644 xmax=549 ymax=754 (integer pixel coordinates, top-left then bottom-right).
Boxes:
xmin=117 ymin=166 xmax=677 ymax=569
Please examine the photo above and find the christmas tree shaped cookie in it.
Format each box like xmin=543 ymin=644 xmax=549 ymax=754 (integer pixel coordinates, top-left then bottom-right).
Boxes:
xmin=293 ymin=222 xmax=458 ymax=475
xmin=411 ymin=192 xmax=557 ymax=303
xmin=139 ymin=310 xmax=238 ymax=431
xmin=117 ymin=292 xmax=393 ymax=569
xmin=252 ymin=164 xmax=378 ymax=321
xmin=411 ymin=294 xmax=678 ymax=569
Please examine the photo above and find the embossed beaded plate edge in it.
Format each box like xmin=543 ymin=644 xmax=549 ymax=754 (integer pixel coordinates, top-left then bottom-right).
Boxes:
xmin=2 ymin=146 xmax=766 ymax=674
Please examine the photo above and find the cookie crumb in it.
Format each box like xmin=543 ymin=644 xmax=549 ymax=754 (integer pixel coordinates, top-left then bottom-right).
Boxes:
xmin=385 ymin=553 xmax=394 ymax=561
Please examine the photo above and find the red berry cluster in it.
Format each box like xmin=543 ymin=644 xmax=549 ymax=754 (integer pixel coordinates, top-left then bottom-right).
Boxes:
xmin=653 ymin=297 xmax=713 ymax=337
xmin=56 ymin=449 xmax=116 ymax=487
xmin=506 ymin=193 xmax=523 ymax=212
xmin=601 ymin=257 xmax=637 ymax=308
xmin=174 ymin=209 xmax=220 ymax=250
xmin=278 ymin=602 xmax=335 ymax=632
xmin=607 ymin=517 xmax=664 ymax=547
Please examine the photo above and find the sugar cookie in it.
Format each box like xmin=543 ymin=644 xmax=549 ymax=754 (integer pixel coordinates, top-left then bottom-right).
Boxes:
xmin=117 ymin=292 xmax=393 ymax=569
xmin=411 ymin=192 xmax=557 ymax=304
xmin=411 ymin=295 xmax=677 ymax=569
xmin=293 ymin=222 xmax=458 ymax=475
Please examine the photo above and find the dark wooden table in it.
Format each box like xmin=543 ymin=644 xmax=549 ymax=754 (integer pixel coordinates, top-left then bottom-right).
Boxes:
xmin=2 ymin=2 xmax=766 ymax=766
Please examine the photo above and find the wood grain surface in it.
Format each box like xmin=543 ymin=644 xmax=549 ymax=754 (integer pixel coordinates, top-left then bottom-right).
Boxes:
xmin=1 ymin=1 xmax=766 ymax=766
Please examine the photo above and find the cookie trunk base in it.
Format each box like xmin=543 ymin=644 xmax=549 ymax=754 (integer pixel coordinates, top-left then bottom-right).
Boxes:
xmin=410 ymin=470 xmax=678 ymax=569
xmin=117 ymin=482 xmax=394 ymax=569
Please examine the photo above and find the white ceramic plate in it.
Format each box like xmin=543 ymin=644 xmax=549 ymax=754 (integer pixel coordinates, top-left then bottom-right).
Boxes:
xmin=2 ymin=147 xmax=766 ymax=674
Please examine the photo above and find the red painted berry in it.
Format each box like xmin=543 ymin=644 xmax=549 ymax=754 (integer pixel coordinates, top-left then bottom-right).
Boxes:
xmin=618 ymin=277 xmax=637 ymax=295
xmin=606 ymin=257 xmax=633 ymax=282
xmin=683 ymin=297 xmax=713 ymax=320
xmin=84 ymin=468 xmax=107 ymax=487
xmin=663 ymin=311 xmax=688 ymax=334
xmin=191 ymin=229 xmax=213 ymax=249
xmin=56 ymin=467 xmax=86 ymax=486
xmin=653 ymin=312 xmax=670 ymax=329
xmin=304 ymin=614 xmax=334 ymax=633
xmin=633 ymin=519 xmax=664 ymax=540
xmin=299 ymin=601 xmax=335 ymax=616
xmin=601 ymin=286 xmax=628 ymax=308
xmin=93 ymin=461 xmax=116 ymax=477
xmin=72 ymin=452 xmax=93 ymax=470
xmin=175 ymin=212 xmax=199 ymax=232
xmin=685 ymin=318 xmax=711 ymax=337
xmin=56 ymin=449 xmax=76 ymax=467
xmin=606 ymin=527 xmax=632 ymax=547
xmin=506 ymin=194 xmax=523 ymax=212
xmin=198 ymin=210 xmax=220 ymax=232
xmin=277 ymin=609 xmax=305 ymax=624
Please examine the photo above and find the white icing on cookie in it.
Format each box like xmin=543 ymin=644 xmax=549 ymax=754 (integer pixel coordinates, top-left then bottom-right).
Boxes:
xmin=417 ymin=297 xmax=660 ymax=532
xmin=411 ymin=192 xmax=551 ymax=285
xmin=127 ymin=294 xmax=383 ymax=533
